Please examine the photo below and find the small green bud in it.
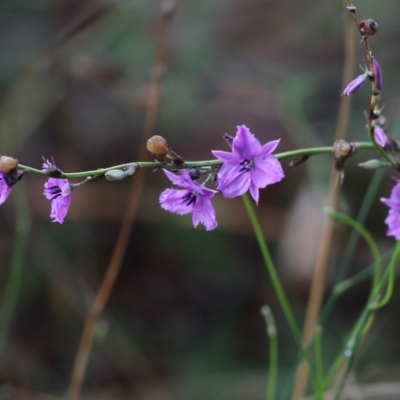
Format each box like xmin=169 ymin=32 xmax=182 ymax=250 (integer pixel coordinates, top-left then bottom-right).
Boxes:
xmin=105 ymin=169 xmax=128 ymax=181
xmin=358 ymin=159 xmax=388 ymax=171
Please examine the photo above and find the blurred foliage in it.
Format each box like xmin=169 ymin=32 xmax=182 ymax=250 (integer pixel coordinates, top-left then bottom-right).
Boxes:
xmin=1 ymin=0 xmax=400 ymax=398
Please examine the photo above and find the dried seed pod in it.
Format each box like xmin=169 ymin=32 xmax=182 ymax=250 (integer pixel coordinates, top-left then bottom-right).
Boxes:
xmin=147 ymin=135 xmax=168 ymax=156
xmin=0 ymin=156 xmax=18 ymax=174
xmin=147 ymin=135 xmax=184 ymax=165
xmin=333 ymin=140 xmax=357 ymax=184
xmin=358 ymin=19 xmax=378 ymax=37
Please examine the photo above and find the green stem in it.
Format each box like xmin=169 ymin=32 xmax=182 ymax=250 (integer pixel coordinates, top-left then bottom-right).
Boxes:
xmin=313 ymin=326 xmax=324 ymax=395
xmin=241 ymin=194 xmax=315 ymax=386
xmin=322 ymin=243 xmax=400 ymax=391
xmin=325 ymin=208 xmax=381 ymax=294
xmin=18 ymin=142 xmax=376 ymax=179
xmin=261 ymin=306 xmax=278 ymax=400
xmin=375 ymin=240 xmax=400 ymax=308
xmin=0 ymin=183 xmax=31 ymax=358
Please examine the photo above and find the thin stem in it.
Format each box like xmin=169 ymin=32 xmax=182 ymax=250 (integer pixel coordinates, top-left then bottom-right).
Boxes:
xmin=241 ymin=194 xmax=316 ymax=386
xmin=18 ymin=142 xmax=376 ymax=179
xmin=313 ymin=326 xmax=324 ymax=395
xmin=325 ymin=208 xmax=381 ymax=294
xmin=68 ymin=1 xmax=180 ymax=399
xmin=261 ymin=306 xmax=278 ymax=400
xmin=0 ymin=183 xmax=31 ymax=358
xmin=322 ymin=243 xmax=400 ymax=392
xmin=375 ymin=240 xmax=400 ymax=308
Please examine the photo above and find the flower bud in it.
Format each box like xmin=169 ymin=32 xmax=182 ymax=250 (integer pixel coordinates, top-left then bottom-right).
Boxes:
xmin=371 ymin=58 xmax=382 ymax=91
xmin=358 ymin=19 xmax=378 ymax=37
xmin=358 ymin=159 xmax=388 ymax=171
xmin=342 ymin=73 xmax=367 ymax=96
xmin=105 ymin=169 xmax=128 ymax=181
xmin=0 ymin=156 xmax=18 ymax=174
xmin=373 ymin=126 xmax=389 ymax=148
xmin=147 ymin=135 xmax=168 ymax=156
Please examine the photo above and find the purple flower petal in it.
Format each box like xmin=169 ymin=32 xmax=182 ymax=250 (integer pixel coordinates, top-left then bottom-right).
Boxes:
xmin=213 ymin=125 xmax=284 ymax=203
xmin=373 ymin=126 xmax=388 ymax=148
xmin=160 ymin=170 xmax=218 ymax=230
xmin=342 ymin=73 xmax=368 ymax=96
xmin=381 ymin=182 xmax=400 ymax=239
xmin=43 ymin=161 xmax=72 ymax=223
xmin=0 ymin=173 xmax=12 ymax=205
xmin=372 ymin=58 xmax=382 ymax=91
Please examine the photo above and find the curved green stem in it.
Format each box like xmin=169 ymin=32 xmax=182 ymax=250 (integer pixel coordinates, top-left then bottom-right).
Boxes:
xmin=0 ymin=183 xmax=31 ymax=358
xmin=375 ymin=240 xmax=400 ymax=308
xmin=18 ymin=142 xmax=376 ymax=179
xmin=241 ymin=194 xmax=316 ymax=389
xmin=261 ymin=306 xmax=278 ymax=400
xmin=325 ymin=208 xmax=381 ymax=293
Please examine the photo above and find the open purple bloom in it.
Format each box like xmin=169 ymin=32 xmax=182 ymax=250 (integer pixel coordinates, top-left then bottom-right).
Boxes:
xmin=160 ymin=170 xmax=217 ymax=231
xmin=372 ymin=58 xmax=382 ymax=91
xmin=381 ymin=182 xmax=400 ymax=240
xmin=342 ymin=73 xmax=368 ymax=96
xmin=374 ymin=126 xmax=389 ymax=148
xmin=212 ymin=125 xmax=284 ymax=203
xmin=43 ymin=161 xmax=72 ymax=223
xmin=0 ymin=173 xmax=12 ymax=205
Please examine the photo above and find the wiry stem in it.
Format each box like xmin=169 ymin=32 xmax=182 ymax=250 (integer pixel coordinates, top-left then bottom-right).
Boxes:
xmin=17 ymin=142 xmax=375 ymax=179
xmin=68 ymin=2 xmax=180 ymax=399
xmin=291 ymin=5 xmax=356 ymax=398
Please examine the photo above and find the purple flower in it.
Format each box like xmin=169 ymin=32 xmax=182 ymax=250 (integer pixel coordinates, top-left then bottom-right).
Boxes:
xmin=381 ymin=182 xmax=400 ymax=240
xmin=160 ymin=170 xmax=218 ymax=231
xmin=212 ymin=125 xmax=284 ymax=203
xmin=374 ymin=126 xmax=389 ymax=148
xmin=0 ymin=173 xmax=12 ymax=205
xmin=342 ymin=73 xmax=368 ymax=96
xmin=43 ymin=161 xmax=72 ymax=223
xmin=372 ymin=58 xmax=382 ymax=91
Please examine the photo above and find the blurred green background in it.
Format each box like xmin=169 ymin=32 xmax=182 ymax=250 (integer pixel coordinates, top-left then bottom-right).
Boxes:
xmin=1 ymin=0 xmax=400 ymax=398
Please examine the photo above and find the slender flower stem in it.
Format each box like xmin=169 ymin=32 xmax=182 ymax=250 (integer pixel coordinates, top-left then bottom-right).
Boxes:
xmin=325 ymin=208 xmax=381 ymax=294
xmin=241 ymin=194 xmax=316 ymax=388
xmin=375 ymin=240 xmax=400 ymax=308
xmin=18 ymin=142 xmax=376 ymax=179
xmin=322 ymin=241 xmax=400 ymax=393
xmin=0 ymin=184 xmax=31 ymax=359
xmin=68 ymin=1 xmax=181 ymax=399
xmin=261 ymin=306 xmax=278 ymax=400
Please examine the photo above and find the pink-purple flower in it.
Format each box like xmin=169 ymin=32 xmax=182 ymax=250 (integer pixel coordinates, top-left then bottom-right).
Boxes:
xmin=372 ymin=58 xmax=382 ymax=91
xmin=381 ymin=182 xmax=400 ymax=240
xmin=43 ymin=161 xmax=72 ymax=223
xmin=160 ymin=170 xmax=217 ymax=231
xmin=373 ymin=126 xmax=389 ymax=148
xmin=0 ymin=173 xmax=12 ymax=205
xmin=212 ymin=125 xmax=284 ymax=203
xmin=342 ymin=73 xmax=368 ymax=96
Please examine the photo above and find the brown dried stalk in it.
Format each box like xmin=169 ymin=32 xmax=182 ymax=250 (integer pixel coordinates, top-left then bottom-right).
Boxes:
xmin=68 ymin=2 xmax=181 ymax=399
xmin=291 ymin=6 xmax=356 ymax=399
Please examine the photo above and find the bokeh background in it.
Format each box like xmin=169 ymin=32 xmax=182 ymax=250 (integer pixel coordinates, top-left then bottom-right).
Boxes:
xmin=1 ymin=0 xmax=400 ymax=399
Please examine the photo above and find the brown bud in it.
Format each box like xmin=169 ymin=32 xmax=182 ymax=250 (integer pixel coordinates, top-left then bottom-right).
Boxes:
xmin=358 ymin=19 xmax=378 ymax=37
xmin=333 ymin=140 xmax=357 ymax=184
xmin=333 ymin=140 xmax=356 ymax=159
xmin=0 ymin=156 xmax=18 ymax=174
xmin=147 ymin=135 xmax=168 ymax=156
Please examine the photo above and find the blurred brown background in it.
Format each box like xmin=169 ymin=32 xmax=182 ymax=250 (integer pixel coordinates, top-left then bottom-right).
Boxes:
xmin=1 ymin=0 xmax=400 ymax=399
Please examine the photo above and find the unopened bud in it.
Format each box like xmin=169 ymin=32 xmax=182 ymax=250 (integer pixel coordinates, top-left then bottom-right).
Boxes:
xmin=358 ymin=19 xmax=378 ymax=37
xmin=0 ymin=156 xmax=18 ymax=174
xmin=358 ymin=159 xmax=388 ymax=171
xmin=105 ymin=169 xmax=128 ymax=181
xmin=333 ymin=140 xmax=356 ymax=159
xmin=147 ymin=135 xmax=168 ymax=156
